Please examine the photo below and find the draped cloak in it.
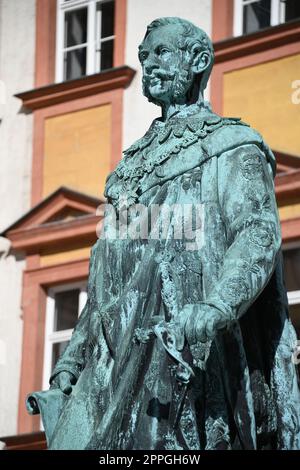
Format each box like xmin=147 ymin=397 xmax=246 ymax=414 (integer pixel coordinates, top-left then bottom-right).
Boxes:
xmin=27 ymin=106 xmax=300 ymax=450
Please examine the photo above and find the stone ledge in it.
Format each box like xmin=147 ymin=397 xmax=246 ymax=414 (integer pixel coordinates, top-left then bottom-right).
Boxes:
xmin=15 ymin=66 xmax=136 ymax=111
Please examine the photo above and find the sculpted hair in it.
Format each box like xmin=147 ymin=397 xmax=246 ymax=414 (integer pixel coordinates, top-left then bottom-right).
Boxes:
xmin=143 ymin=17 xmax=214 ymax=91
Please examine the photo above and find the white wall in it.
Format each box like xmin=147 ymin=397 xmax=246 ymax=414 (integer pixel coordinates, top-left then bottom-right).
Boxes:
xmin=123 ymin=0 xmax=212 ymax=149
xmin=0 ymin=0 xmax=36 ymax=437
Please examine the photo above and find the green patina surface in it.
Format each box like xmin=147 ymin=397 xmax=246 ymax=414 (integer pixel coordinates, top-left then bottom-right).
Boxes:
xmin=27 ymin=17 xmax=300 ymax=450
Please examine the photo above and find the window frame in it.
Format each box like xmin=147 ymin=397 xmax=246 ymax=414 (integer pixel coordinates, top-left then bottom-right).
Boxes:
xmin=233 ymin=0 xmax=286 ymax=36
xmin=287 ymin=290 xmax=300 ymax=305
xmin=56 ymin=0 xmax=115 ymax=83
xmin=282 ymin=243 xmax=300 ymax=340
xmin=42 ymin=280 xmax=87 ymax=391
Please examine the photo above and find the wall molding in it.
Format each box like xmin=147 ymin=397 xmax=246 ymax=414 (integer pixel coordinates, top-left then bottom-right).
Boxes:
xmin=15 ymin=66 xmax=135 ymax=111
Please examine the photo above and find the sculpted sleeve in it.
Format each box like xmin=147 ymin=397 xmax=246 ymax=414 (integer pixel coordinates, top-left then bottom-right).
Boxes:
xmin=49 ymin=243 xmax=97 ymax=383
xmin=184 ymin=142 xmax=281 ymax=344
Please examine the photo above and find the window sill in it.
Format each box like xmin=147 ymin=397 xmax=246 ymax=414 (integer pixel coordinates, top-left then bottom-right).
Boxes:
xmin=15 ymin=66 xmax=136 ymax=112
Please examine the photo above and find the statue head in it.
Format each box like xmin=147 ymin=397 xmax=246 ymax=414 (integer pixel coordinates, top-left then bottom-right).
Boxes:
xmin=139 ymin=17 xmax=214 ymax=108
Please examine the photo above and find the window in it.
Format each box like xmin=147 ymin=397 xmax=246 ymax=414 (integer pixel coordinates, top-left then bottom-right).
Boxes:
xmin=42 ymin=282 xmax=87 ymax=390
xmin=283 ymin=247 xmax=300 ymax=339
xmin=56 ymin=0 xmax=115 ymax=82
xmin=234 ymin=0 xmax=300 ymax=36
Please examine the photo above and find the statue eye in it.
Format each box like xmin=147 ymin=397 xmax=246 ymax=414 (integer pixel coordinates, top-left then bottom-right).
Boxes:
xmin=139 ymin=51 xmax=148 ymax=63
xmin=154 ymin=46 xmax=171 ymax=57
xmin=159 ymin=47 xmax=170 ymax=55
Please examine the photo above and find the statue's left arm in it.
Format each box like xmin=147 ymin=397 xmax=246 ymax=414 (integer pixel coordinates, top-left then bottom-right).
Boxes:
xmin=184 ymin=142 xmax=282 ymax=344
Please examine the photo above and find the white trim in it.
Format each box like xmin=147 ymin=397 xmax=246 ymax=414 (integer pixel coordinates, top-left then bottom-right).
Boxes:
xmin=234 ymin=0 xmax=244 ymax=36
xmin=42 ymin=294 xmax=56 ymax=392
xmin=288 ymin=291 xmax=300 ymax=305
xmin=279 ymin=0 xmax=286 ymax=23
xmin=86 ymin=0 xmax=96 ymax=75
xmin=48 ymin=280 xmax=86 ymax=295
xmin=79 ymin=288 xmax=88 ymax=312
xmin=95 ymin=0 xmax=102 ymax=71
xmin=55 ymin=0 xmax=64 ymax=82
xmin=270 ymin=0 xmax=281 ymax=26
xmin=62 ymin=42 xmax=88 ymax=52
xmin=48 ymin=329 xmax=74 ymax=343
xmin=59 ymin=0 xmax=90 ymax=9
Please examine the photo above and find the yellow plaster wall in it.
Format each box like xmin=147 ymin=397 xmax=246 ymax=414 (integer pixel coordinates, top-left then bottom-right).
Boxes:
xmin=40 ymin=244 xmax=92 ymax=267
xmin=43 ymin=104 xmax=111 ymax=198
xmin=223 ymin=54 xmax=300 ymax=156
xmin=279 ymin=202 xmax=300 ymax=221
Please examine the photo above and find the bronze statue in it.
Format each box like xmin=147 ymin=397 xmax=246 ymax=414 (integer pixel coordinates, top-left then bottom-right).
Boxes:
xmin=27 ymin=17 xmax=300 ymax=450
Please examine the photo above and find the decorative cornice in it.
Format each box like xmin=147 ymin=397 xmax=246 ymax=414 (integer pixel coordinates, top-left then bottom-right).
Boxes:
xmin=6 ymin=214 xmax=102 ymax=252
xmin=15 ymin=66 xmax=136 ymax=111
xmin=1 ymin=186 xmax=104 ymax=234
xmin=0 ymin=431 xmax=46 ymax=450
xmin=273 ymin=150 xmax=300 ymax=170
xmin=2 ymin=186 xmax=104 ymax=252
xmin=275 ymin=169 xmax=300 ymax=203
xmin=213 ymin=19 xmax=300 ymax=63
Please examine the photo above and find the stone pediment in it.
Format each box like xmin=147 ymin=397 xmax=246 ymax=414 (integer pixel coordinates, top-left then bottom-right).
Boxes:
xmin=2 ymin=187 xmax=105 ymax=252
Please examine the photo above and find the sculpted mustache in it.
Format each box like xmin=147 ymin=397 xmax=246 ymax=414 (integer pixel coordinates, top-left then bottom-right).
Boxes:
xmin=143 ymin=70 xmax=176 ymax=84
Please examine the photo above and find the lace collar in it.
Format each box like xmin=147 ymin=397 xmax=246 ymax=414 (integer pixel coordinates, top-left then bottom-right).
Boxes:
xmin=123 ymin=103 xmax=221 ymax=158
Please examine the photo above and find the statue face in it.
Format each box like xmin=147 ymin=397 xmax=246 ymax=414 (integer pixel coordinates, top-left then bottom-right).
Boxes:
xmin=139 ymin=24 xmax=194 ymax=106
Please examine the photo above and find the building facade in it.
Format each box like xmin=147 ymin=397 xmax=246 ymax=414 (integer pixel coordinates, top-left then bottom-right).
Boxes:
xmin=0 ymin=0 xmax=299 ymax=447
xmin=0 ymin=0 xmax=36 ymax=440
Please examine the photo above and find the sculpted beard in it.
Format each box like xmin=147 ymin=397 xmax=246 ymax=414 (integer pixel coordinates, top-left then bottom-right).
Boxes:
xmin=142 ymin=63 xmax=195 ymax=106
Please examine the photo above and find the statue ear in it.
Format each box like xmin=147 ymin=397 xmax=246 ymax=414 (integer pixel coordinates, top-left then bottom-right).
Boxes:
xmin=190 ymin=44 xmax=211 ymax=75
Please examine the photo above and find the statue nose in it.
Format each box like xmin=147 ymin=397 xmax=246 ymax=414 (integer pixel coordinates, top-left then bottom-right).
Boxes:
xmin=144 ymin=58 xmax=159 ymax=76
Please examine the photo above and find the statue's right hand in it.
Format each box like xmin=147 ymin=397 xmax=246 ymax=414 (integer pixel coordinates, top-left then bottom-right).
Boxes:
xmin=50 ymin=371 xmax=77 ymax=395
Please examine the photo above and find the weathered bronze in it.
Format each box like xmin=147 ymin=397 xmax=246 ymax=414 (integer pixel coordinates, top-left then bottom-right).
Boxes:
xmin=27 ymin=17 xmax=300 ymax=450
